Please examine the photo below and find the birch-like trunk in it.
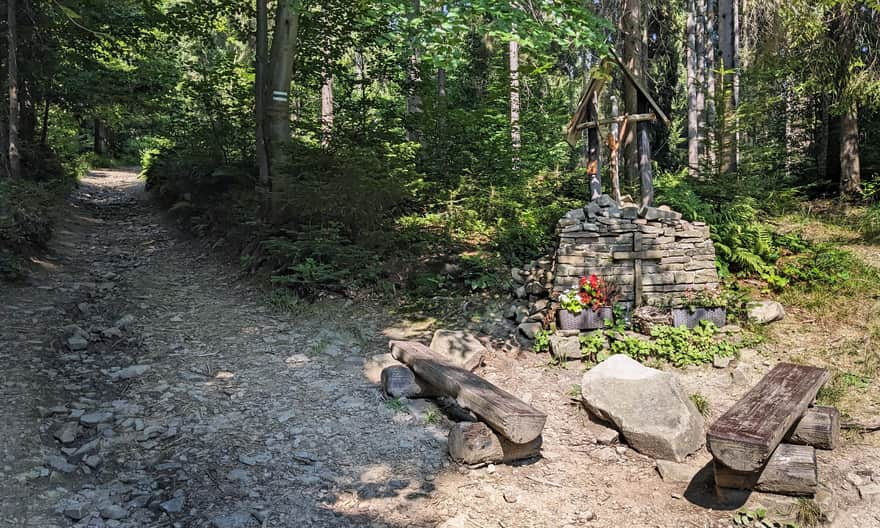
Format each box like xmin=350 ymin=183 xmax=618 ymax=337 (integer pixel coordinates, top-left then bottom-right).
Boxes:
xmin=7 ymin=0 xmax=21 ymax=179
xmin=718 ymin=0 xmax=737 ymax=175
xmin=509 ymin=38 xmax=521 ymax=158
xmin=686 ymin=0 xmax=699 ymax=177
xmin=320 ymin=69 xmax=333 ymax=147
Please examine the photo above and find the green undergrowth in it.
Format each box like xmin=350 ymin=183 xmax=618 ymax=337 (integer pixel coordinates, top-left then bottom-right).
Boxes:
xmin=544 ymin=320 xmax=745 ymax=369
xmin=0 ymin=177 xmax=74 ymax=280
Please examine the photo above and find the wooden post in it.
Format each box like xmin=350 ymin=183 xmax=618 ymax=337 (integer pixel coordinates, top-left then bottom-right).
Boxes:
xmin=638 ymin=120 xmax=653 ymax=212
xmin=612 ymin=235 xmax=662 ymax=307
xmin=587 ymin=92 xmax=602 ymax=200
xmin=785 ymin=406 xmax=840 ymax=450
xmin=714 ymin=443 xmax=818 ymax=496
xmin=448 ymin=422 xmax=542 ymax=466
xmin=609 ymin=96 xmax=622 ymax=203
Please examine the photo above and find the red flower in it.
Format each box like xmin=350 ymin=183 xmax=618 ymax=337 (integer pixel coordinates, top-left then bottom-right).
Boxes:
xmin=579 ymin=276 xmax=588 ymax=287
xmin=589 ymin=274 xmax=599 ymax=289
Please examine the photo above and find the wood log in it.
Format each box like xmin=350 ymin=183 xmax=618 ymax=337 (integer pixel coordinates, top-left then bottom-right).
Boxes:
xmin=714 ymin=443 xmax=818 ymax=496
xmin=448 ymin=422 xmax=542 ymax=465
xmin=785 ymin=406 xmax=840 ymax=450
xmin=575 ymin=112 xmax=657 ymax=131
xmin=389 ymin=340 xmax=546 ymax=443
xmin=381 ymin=365 xmax=437 ymax=399
xmin=707 ymin=363 xmax=829 ymax=472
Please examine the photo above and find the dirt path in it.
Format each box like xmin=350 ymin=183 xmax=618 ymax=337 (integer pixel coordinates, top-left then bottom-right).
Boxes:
xmin=1 ymin=170 xmax=878 ymax=528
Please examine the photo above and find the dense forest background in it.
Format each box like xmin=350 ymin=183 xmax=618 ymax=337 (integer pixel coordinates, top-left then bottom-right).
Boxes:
xmin=1 ymin=0 xmax=879 ymax=302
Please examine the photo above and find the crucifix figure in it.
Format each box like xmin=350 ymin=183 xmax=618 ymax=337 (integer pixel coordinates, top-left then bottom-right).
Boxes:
xmin=612 ymin=231 xmax=662 ymax=307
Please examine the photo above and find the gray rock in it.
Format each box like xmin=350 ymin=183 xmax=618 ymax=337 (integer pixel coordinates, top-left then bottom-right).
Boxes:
xmin=514 ymin=305 xmax=530 ymax=323
xmin=381 ymin=365 xmax=423 ymax=398
xmin=211 ymin=511 xmax=257 ymax=528
xmin=54 ymin=422 xmax=79 ymax=444
xmin=525 ymin=281 xmax=545 ymax=296
xmin=591 ymin=446 xmax=619 ymax=462
xmin=429 ymin=330 xmax=486 ymax=371
xmin=530 ymin=298 xmax=549 ymax=314
xmin=712 ymin=355 xmax=732 ymax=369
xmin=583 ymin=415 xmax=619 ymax=445
xmin=581 ymin=355 xmax=704 ymax=462
xmin=655 ymin=459 xmax=700 ymax=483
xmin=111 ymin=365 xmax=150 ymax=380
xmin=514 ymin=285 xmax=527 ymax=299
xmin=67 ymin=335 xmax=89 ymax=351
xmin=549 ymin=335 xmax=581 ymax=360
xmin=238 ymin=453 xmax=271 ymax=466
xmin=45 ymin=455 xmax=76 ymax=473
xmin=160 ymin=495 xmax=185 ymax=513
xmin=510 ymin=268 xmax=525 ymax=284
xmin=80 ymin=412 xmax=113 ymax=426
xmin=63 ymin=502 xmax=91 ymax=520
xmin=114 ymin=314 xmax=135 ymax=329
xmin=226 ymin=469 xmax=250 ymax=482
xmin=517 ymin=322 xmax=543 ymax=340
xmin=84 ymin=455 xmax=102 ymax=469
xmin=858 ymin=483 xmax=880 ymax=500
xmin=747 ymin=300 xmax=785 ymax=324
xmin=99 ymin=505 xmax=128 ymax=520
xmin=101 ymin=327 xmax=123 ymax=339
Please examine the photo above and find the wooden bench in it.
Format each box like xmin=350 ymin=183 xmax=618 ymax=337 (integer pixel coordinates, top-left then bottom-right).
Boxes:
xmin=389 ymin=340 xmax=546 ymax=444
xmin=707 ymin=362 xmax=829 ymax=473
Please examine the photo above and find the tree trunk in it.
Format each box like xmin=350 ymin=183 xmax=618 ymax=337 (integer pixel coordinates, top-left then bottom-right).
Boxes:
xmin=622 ymin=0 xmax=642 ymax=189
xmin=610 ymin=96 xmax=622 ymax=202
xmin=509 ymin=37 xmax=521 ymax=162
xmin=320 ymin=69 xmax=333 ymax=147
xmin=437 ymin=68 xmax=446 ymax=97
xmin=40 ymin=98 xmax=49 ymax=147
xmin=704 ymin=0 xmax=716 ymax=168
xmin=816 ymin=96 xmax=829 ymax=182
xmin=405 ymin=0 xmax=422 ymax=141
xmin=93 ymin=119 xmax=109 ymax=155
xmin=7 ymin=0 xmax=21 ymax=179
xmin=686 ymin=0 xmax=699 ymax=177
xmin=717 ymin=0 xmax=737 ymax=175
xmin=255 ymin=0 xmax=269 ymax=211
xmin=839 ymin=103 xmax=861 ymax=199
xmin=266 ymin=0 xmax=302 ymax=222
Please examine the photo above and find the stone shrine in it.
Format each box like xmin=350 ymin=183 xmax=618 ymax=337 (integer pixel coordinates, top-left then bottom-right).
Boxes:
xmin=553 ymin=195 xmax=719 ymax=307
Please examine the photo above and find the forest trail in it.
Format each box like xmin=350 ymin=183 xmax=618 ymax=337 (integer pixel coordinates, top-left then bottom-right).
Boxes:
xmin=0 ymin=169 xmax=451 ymax=527
xmin=2 ymin=170 xmax=879 ymax=528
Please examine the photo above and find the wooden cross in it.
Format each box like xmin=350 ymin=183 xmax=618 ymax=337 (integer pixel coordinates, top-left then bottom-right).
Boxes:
xmin=612 ymin=232 xmax=662 ymax=307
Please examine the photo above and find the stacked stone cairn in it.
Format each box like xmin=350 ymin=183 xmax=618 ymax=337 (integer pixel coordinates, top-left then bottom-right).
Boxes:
xmin=506 ymin=194 xmax=720 ymax=341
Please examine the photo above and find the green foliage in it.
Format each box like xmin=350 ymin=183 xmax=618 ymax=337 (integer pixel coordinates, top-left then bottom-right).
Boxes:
xmin=732 ymin=508 xmax=800 ymax=528
xmin=533 ymin=329 xmax=551 ymax=353
xmin=264 ymin=224 xmax=383 ymax=296
xmin=0 ymin=177 xmax=73 ymax=279
xmin=579 ymin=331 xmax=607 ymax=362
xmin=777 ymin=243 xmax=855 ymax=287
xmin=689 ymin=393 xmax=710 ymax=417
xmin=609 ymin=321 xmax=738 ymax=367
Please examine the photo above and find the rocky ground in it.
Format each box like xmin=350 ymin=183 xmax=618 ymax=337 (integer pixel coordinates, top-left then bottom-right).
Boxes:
xmin=1 ymin=169 xmax=878 ymax=528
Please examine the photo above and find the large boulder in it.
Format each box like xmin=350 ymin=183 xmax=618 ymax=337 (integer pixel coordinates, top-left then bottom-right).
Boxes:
xmin=430 ymin=330 xmax=486 ymax=371
xmin=581 ymin=354 xmax=704 ymax=461
xmin=748 ymin=300 xmax=785 ymax=325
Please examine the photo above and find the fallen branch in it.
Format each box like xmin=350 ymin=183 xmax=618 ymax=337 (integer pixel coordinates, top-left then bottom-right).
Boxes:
xmin=842 ymin=421 xmax=880 ymax=433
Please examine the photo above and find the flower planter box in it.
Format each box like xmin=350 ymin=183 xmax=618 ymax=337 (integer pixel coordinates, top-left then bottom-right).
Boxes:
xmin=558 ymin=307 xmax=613 ymax=330
xmin=672 ymin=307 xmax=727 ymax=329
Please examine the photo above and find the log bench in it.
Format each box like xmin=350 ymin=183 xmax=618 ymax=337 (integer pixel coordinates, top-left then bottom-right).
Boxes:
xmin=389 ymin=340 xmax=546 ymax=444
xmin=707 ymin=362 xmax=834 ymax=495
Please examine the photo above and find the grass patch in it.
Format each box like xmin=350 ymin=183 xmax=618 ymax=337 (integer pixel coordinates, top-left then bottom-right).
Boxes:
xmin=689 ymin=393 xmax=711 ymax=417
xmin=796 ymin=498 xmax=821 ymax=528
xmin=816 ymin=370 xmax=872 ymax=407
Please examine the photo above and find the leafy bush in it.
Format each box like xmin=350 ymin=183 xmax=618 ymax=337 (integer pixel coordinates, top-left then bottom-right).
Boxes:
xmin=610 ymin=321 xmax=737 ymax=367
xmin=263 ymin=224 xmax=383 ymax=296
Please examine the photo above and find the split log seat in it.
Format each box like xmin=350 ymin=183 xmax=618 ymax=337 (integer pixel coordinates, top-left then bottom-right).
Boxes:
xmin=389 ymin=340 xmax=546 ymax=444
xmin=707 ymin=362 xmax=830 ymax=495
xmin=707 ymin=362 xmax=829 ymax=472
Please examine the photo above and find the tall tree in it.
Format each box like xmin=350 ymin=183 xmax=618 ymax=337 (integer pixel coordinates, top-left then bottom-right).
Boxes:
xmin=255 ymin=0 xmax=269 ymax=210
xmin=266 ymin=0 xmax=302 ymax=220
xmin=509 ymin=36 xmax=521 ymax=158
xmin=622 ymin=0 xmax=642 ymax=188
xmin=686 ymin=0 xmax=698 ymax=176
xmin=717 ymin=0 xmax=738 ymax=175
xmin=7 ymin=0 xmax=21 ymax=179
